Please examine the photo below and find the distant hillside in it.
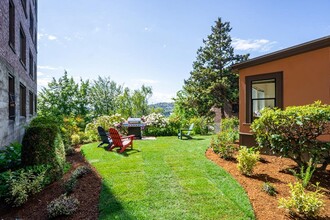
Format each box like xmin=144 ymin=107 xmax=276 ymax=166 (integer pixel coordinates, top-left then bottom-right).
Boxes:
xmin=149 ymin=102 xmax=174 ymax=117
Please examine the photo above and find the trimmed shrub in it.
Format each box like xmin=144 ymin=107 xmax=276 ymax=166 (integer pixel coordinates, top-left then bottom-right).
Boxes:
xmin=211 ymin=132 xmax=237 ymax=159
xmin=47 ymin=194 xmax=79 ymax=218
xmin=0 ymin=142 xmax=22 ymax=172
xmin=21 ymin=125 xmax=66 ymax=182
xmin=279 ymin=182 xmax=324 ymax=218
xmin=251 ymin=101 xmax=330 ymax=167
xmin=237 ymin=146 xmax=260 ymax=176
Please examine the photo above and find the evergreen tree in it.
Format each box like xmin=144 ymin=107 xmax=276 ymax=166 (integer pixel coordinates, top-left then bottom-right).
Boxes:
xmin=179 ymin=17 xmax=249 ymax=117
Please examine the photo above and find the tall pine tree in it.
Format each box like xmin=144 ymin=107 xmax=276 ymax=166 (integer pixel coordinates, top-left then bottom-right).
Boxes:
xmin=179 ymin=18 xmax=248 ymax=118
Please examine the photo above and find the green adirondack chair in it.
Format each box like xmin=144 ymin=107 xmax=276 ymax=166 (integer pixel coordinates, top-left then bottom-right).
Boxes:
xmin=178 ymin=123 xmax=194 ymax=140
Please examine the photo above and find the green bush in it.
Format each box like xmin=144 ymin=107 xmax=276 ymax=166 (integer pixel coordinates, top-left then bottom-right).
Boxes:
xmin=237 ymin=146 xmax=260 ymax=176
xmin=221 ymin=117 xmax=239 ymax=132
xmin=279 ymin=182 xmax=324 ymax=218
xmin=64 ymin=166 xmax=91 ymax=194
xmin=85 ymin=114 xmax=126 ymax=142
xmin=0 ymin=165 xmax=49 ymax=207
xmin=47 ymin=194 xmax=79 ymax=218
xmin=189 ymin=116 xmax=209 ymax=135
xmin=251 ymin=101 xmax=330 ymax=167
xmin=262 ymin=182 xmax=277 ymax=196
xmin=21 ymin=125 xmax=66 ymax=182
xmin=0 ymin=142 xmax=22 ymax=172
xmin=211 ymin=132 xmax=237 ymax=159
xmin=71 ymin=134 xmax=81 ymax=146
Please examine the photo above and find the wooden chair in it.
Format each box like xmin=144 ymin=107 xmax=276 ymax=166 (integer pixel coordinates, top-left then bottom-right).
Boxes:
xmin=178 ymin=123 xmax=194 ymax=140
xmin=108 ymin=128 xmax=135 ymax=153
xmin=97 ymin=126 xmax=112 ymax=148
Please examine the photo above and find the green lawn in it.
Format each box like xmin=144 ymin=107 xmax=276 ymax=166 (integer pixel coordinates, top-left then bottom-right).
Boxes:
xmin=81 ymin=136 xmax=255 ymax=220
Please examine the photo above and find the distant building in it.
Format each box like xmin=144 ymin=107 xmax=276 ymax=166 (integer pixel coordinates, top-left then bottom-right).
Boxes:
xmin=0 ymin=0 xmax=37 ymax=148
xmin=232 ymin=36 xmax=330 ymax=147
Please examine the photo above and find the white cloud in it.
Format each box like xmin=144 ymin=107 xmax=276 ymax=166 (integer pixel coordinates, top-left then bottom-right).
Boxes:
xmin=37 ymin=33 xmax=44 ymax=40
xmin=144 ymin=27 xmax=152 ymax=32
xmin=47 ymin=35 xmax=57 ymax=40
xmin=149 ymin=92 xmax=175 ymax=104
xmin=93 ymin=27 xmax=101 ymax=33
xmin=232 ymin=38 xmax=277 ymax=52
xmin=37 ymin=77 xmax=52 ymax=89
xmin=37 ymin=65 xmax=58 ymax=70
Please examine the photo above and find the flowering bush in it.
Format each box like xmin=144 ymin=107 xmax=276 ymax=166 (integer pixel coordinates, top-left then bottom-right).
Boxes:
xmin=142 ymin=113 xmax=178 ymax=136
xmin=85 ymin=114 xmax=126 ymax=142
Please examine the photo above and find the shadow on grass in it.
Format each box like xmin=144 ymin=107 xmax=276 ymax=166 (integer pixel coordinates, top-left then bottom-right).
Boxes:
xmin=100 ymin=146 xmax=141 ymax=157
xmin=99 ymin=182 xmax=134 ymax=220
xmin=179 ymin=138 xmax=205 ymax=141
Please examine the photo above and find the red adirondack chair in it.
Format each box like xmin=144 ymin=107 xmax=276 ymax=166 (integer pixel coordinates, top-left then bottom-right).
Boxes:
xmin=108 ymin=128 xmax=134 ymax=153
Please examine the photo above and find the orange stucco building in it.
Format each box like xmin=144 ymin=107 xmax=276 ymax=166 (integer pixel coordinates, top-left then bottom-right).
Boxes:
xmin=232 ymin=36 xmax=330 ymax=146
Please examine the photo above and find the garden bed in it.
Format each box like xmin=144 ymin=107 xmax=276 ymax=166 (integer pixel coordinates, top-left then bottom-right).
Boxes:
xmin=0 ymin=148 xmax=101 ymax=219
xmin=206 ymin=148 xmax=330 ymax=220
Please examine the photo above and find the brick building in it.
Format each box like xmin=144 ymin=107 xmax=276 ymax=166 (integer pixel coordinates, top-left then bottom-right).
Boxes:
xmin=0 ymin=0 xmax=37 ymax=148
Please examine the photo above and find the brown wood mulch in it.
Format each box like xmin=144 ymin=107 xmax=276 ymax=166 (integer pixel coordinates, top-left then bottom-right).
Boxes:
xmin=206 ymin=148 xmax=330 ymax=220
xmin=1 ymin=147 xmax=329 ymax=219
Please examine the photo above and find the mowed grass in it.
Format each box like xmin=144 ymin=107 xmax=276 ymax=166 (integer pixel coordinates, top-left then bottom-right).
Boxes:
xmin=81 ymin=136 xmax=255 ymax=220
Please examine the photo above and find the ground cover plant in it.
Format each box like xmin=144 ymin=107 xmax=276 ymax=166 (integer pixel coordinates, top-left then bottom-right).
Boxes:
xmin=81 ymin=136 xmax=255 ymax=219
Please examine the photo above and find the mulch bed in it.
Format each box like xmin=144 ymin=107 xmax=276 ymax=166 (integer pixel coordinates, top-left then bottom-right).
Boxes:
xmin=1 ymin=146 xmax=329 ymax=219
xmin=0 ymin=148 xmax=102 ymax=219
xmin=206 ymin=148 xmax=330 ymax=220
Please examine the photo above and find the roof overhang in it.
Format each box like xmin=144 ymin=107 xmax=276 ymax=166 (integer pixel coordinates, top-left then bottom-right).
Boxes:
xmin=232 ymin=35 xmax=330 ymax=70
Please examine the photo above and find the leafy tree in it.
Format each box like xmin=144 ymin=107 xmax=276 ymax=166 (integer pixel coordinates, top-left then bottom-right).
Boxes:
xmin=38 ymin=71 xmax=89 ymax=119
xmin=88 ymin=76 xmax=123 ymax=117
xmin=177 ymin=17 xmax=248 ymax=118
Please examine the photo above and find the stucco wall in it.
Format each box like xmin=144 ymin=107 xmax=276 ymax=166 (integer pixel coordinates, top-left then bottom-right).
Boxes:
xmin=238 ymin=47 xmax=330 ymax=139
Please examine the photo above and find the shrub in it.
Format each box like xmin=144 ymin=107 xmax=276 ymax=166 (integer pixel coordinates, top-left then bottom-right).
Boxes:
xmin=279 ymin=182 xmax=324 ymax=218
xmin=212 ymin=132 xmax=237 ymax=159
xmin=237 ymin=146 xmax=260 ymax=176
xmin=0 ymin=142 xmax=22 ymax=172
xmin=64 ymin=166 xmax=91 ymax=194
xmin=251 ymin=101 xmax=330 ymax=167
xmin=71 ymin=134 xmax=81 ymax=146
xmin=21 ymin=124 xmax=66 ymax=182
xmin=85 ymin=114 xmax=126 ymax=142
xmin=142 ymin=113 xmax=177 ymax=136
xmin=0 ymin=165 xmax=49 ymax=207
xmin=290 ymin=159 xmax=316 ymax=188
xmin=189 ymin=116 xmax=209 ymax=135
xmin=262 ymin=182 xmax=277 ymax=196
xmin=47 ymin=194 xmax=79 ymax=218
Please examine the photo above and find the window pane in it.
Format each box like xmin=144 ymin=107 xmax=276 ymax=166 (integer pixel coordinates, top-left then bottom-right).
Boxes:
xmin=252 ymin=99 xmax=275 ymax=118
xmin=252 ymin=79 xmax=275 ymax=99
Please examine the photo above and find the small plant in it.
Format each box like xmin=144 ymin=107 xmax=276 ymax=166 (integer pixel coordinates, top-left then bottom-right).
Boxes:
xmin=290 ymin=158 xmax=315 ymax=188
xmin=0 ymin=165 xmax=49 ymax=207
xmin=71 ymin=134 xmax=81 ymax=146
xmin=72 ymin=166 xmax=91 ymax=179
xmin=237 ymin=146 xmax=260 ymax=176
xmin=0 ymin=142 xmax=22 ymax=172
xmin=262 ymin=182 xmax=277 ymax=196
xmin=47 ymin=194 xmax=79 ymax=218
xmin=64 ymin=166 xmax=91 ymax=193
xmin=279 ymin=182 xmax=324 ymax=218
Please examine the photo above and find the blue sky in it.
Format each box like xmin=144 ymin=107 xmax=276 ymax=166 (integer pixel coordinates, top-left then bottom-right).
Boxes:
xmin=37 ymin=0 xmax=330 ymax=103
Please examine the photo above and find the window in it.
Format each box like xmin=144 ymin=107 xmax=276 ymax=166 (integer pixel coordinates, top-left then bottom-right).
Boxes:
xmin=29 ymin=91 xmax=34 ymax=115
xmin=19 ymin=26 xmax=26 ymax=66
xmin=29 ymin=50 xmax=33 ymax=79
xmin=20 ymin=83 xmax=26 ymax=117
xmin=9 ymin=0 xmax=15 ymax=48
xmin=34 ymin=62 xmax=37 ymax=81
xmin=34 ymin=94 xmax=37 ymax=114
xmin=29 ymin=6 xmax=34 ymax=37
xmin=8 ymin=75 xmax=15 ymax=120
xmin=246 ymin=72 xmax=283 ymax=123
